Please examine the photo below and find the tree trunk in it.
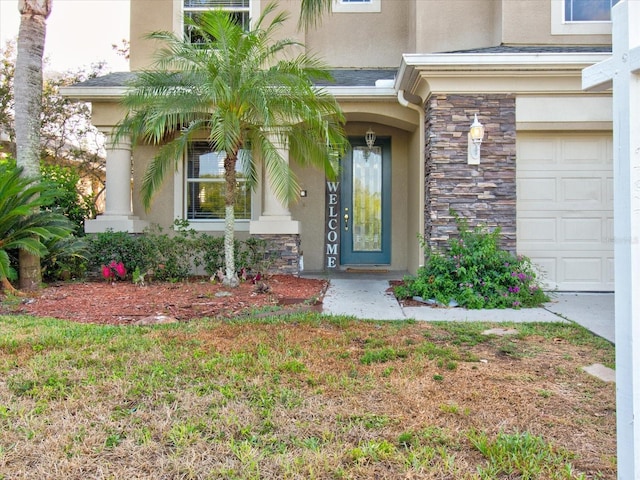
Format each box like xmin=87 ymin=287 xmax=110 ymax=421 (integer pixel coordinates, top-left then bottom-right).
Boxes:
xmin=14 ymin=0 xmax=51 ymax=290
xmin=223 ymin=152 xmax=239 ymax=287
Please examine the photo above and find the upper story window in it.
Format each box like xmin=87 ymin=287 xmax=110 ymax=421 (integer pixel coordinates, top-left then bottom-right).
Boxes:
xmin=551 ymin=0 xmax=616 ymax=35
xmin=184 ymin=0 xmax=250 ymax=43
xmin=332 ymin=0 xmax=381 ymax=14
xmin=564 ymin=0 xmax=620 ymax=22
xmin=186 ymin=142 xmax=251 ymax=221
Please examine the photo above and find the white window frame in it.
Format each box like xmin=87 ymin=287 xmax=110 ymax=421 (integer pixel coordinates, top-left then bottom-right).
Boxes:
xmin=332 ymin=0 xmax=381 ymax=14
xmin=174 ymin=143 xmax=254 ymax=232
xmin=182 ymin=0 xmax=256 ymax=42
xmin=551 ymin=0 xmax=613 ymax=35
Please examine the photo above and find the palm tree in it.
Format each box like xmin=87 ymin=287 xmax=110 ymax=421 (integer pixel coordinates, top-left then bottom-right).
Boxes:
xmin=116 ymin=1 xmax=347 ymax=286
xmin=299 ymin=0 xmax=332 ymax=29
xmin=0 ymin=164 xmax=74 ymax=294
xmin=14 ymin=0 xmax=52 ymax=290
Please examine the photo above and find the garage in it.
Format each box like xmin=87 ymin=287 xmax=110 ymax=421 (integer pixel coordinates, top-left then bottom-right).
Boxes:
xmin=516 ymin=133 xmax=614 ymax=291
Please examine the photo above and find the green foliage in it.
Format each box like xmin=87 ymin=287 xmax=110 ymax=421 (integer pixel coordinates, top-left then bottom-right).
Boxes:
xmin=86 ymin=223 xmax=272 ymax=282
xmin=469 ymin=430 xmax=580 ymax=479
xmin=115 ymin=3 xmax=347 ymax=284
xmin=397 ymin=213 xmax=549 ymax=309
xmin=41 ymin=234 xmax=89 ymax=281
xmin=1 ymin=41 xmax=108 ymax=213
xmin=0 ymin=163 xmax=75 ymax=285
xmin=41 ymin=164 xmax=97 ymax=235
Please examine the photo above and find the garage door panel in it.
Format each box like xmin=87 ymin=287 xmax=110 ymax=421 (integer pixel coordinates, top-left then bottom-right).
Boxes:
xmin=524 ymin=256 xmax=558 ymax=290
xmin=561 ymin=178 xmax=605 ymax=204
xmin=517 ymin=133 xmax=613 ymax=291
xmin=561 ymin=137 xmax=609 ymax=165
xmin=517 ymin=138 xmax=556 ymax=166
xmin=518 ymin=217 xmax=557 ymax=242
xmin=562 ymin=258 xmax=603 ymax=281
xmin=518 ymin=178 xmax=557 ymax=202
xmin=561 ymin=217 xmax=605 ymax=243
xmin=606 ymin=257 xmax=614 ymax=284
xmin=606 ymin=177 xmax=614 ymax=203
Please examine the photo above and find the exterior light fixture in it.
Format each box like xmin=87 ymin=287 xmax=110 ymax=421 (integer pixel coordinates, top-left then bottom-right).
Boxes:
xmin=467 ymin=114 xmax=485 ymax=165
xmin=363 ymin=127 xmax=376 ymax=160
xmin=365 ymin=127 xmax=376 ymax=149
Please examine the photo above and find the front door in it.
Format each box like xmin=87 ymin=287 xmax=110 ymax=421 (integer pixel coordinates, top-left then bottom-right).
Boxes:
xmin=340 ymin=138 xmax=391 ymax=265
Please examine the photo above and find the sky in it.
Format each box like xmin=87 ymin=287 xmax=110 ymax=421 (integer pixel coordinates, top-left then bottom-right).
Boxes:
xmin=0 ymin=0 xmax=130 ymax=72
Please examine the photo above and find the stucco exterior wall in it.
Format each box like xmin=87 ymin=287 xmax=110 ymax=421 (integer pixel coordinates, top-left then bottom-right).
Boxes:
xmin=425 ymin=94 xmax=517 ymax=252
xmin=131 ymin=144 xmax=175 ymax=228
xmin=130 ymin=0 xmax=179 ymax=71
xmin=501 ymin=0 xmax=612 ymax=45
xmin=128 ymin=0 xmax=613 ymax=72
xmin=414 ymin=0 xmax=500 ymax=53
xmin=405 ymin=117 xmax=424 ymax=273
xmin=303 ymin=2 xmax=410 ymax=68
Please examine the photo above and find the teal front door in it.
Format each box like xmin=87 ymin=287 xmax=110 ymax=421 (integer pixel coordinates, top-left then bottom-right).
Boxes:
xmin=340 ymin=138 xmax=391 ymax=265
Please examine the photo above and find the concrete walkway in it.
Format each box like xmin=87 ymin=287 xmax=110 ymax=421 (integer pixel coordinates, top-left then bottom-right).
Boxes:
xmin=321 ymin=275 xmax=615 ymax=343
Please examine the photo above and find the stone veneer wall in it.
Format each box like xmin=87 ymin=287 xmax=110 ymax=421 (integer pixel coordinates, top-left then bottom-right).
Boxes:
xmin=424 ymin=94 xmax=517 ymax=252
xmin=254 ymin=234 xmax=301 ymax=275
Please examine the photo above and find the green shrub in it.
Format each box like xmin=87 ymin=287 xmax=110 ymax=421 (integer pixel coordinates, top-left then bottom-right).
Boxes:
xmin=86 ymin=230 xmax=151 ymax=277
xmin=41 ymin=164 xmax=97 ymax=236
xmin=397 ymin=212 xmax=549 ymax=309
xmin=86 ymin=223 xmax=272 ymax=282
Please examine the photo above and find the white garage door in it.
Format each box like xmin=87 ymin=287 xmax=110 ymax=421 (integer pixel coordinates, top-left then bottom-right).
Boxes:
xmin=517 ymin=133 xmax=613 ymax=291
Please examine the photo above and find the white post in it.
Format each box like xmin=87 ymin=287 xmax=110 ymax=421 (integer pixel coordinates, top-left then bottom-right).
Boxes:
xmin=583 ymin=1 xmax=640 ymax=477
xmin=250 ymin=134 xmax=300 ymax=234
xmin=103 ymin=133 xmax=134 ymax=216
xmin=84 ymin=131 xmax=148 ymax=233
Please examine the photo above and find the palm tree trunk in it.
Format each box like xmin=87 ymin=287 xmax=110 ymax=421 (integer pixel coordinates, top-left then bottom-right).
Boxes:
xmin=14 ymin=0 xmax=51 ymax=290
xmin=223 ymin=152 xmax=239 ymax=287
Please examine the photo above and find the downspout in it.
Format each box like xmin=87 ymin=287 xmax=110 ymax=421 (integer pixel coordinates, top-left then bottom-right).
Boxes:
xmin=397 ymin=89 xmax=426 ymax=268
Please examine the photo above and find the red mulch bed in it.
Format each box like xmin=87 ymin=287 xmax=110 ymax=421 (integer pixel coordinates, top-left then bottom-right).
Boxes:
xmin=1 ymin=275 xmax=328 ymax=325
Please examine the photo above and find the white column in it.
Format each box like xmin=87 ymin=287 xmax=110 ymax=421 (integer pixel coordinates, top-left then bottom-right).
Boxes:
xmin=104 ymin=134 xmax=133 ymax=216
xmin=583 ymin=1 xmax=640 ymax=476
xmin=250 ymin=138 xmax=300 ymax=234
xmin=85 ymin=131 xmax=148 ymax=233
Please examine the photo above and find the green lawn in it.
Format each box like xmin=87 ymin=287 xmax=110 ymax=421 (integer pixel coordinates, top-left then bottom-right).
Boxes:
xmin=0 ymin=313 xmax=616 ymax=479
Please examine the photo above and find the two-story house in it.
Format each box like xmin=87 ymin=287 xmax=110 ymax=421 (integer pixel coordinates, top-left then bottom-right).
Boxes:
xmin=63 ymin=0 xmax=615 ymax=291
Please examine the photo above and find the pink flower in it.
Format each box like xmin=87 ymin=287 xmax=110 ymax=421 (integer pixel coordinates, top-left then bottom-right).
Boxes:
xmin=102 ymin=261 xmax=126 ymax=281
xmin=112 ymin=261 xmax=127 ymax=278
xmin=101 ymin=265 xmax=112 ymax=280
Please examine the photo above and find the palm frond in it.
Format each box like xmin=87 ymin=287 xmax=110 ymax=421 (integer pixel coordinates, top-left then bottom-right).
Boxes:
xmin=117 ymin=1 xmax=347 ymax=210
xmin=298 ymin=0 xmax=332 ymax=30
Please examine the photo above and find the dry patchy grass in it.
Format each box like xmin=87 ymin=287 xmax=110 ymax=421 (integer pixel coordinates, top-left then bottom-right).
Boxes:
xmin=0 ymin=314 xmax=615 ymax=479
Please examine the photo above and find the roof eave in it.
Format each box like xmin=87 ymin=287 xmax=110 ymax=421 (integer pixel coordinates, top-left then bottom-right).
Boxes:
xmin=396 ymin=52 xmax=613 ymax=92
xmin=59 ymin=86 xmax=128 ymax=102
xmin=326 ymin=86 xmax=397 ymax=100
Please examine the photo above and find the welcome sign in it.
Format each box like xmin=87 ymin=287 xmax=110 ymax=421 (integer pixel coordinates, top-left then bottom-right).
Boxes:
xmin=325 ymin=181 xmax=340 ymax=269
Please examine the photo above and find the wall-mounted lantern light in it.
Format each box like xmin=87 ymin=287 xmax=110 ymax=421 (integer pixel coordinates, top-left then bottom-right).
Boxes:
xmin=467 ymin=114 xmax=485 ymax=165
xmin=365 ymin=127 xmax=376 ymax=149
xmin=363 ymin=127 xmax=376 ymax=160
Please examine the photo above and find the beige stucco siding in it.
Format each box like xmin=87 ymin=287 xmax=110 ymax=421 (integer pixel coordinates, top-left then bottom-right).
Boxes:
xmin=304 ymin=2 xmax=410 ymax=68
xmin=414 ymin=0 xmax=500 ymax=54
xmin=130 ymin=0 xmax=179 ymax=71
xmin=501 ymin=0 xmax=611 ymax=45
xmin=131 ymin=144 xmax=175 ymax=228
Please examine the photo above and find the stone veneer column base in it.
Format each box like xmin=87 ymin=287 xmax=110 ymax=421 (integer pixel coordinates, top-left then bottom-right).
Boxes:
xmin=254 ymin=234 xmax=301 ymax=276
